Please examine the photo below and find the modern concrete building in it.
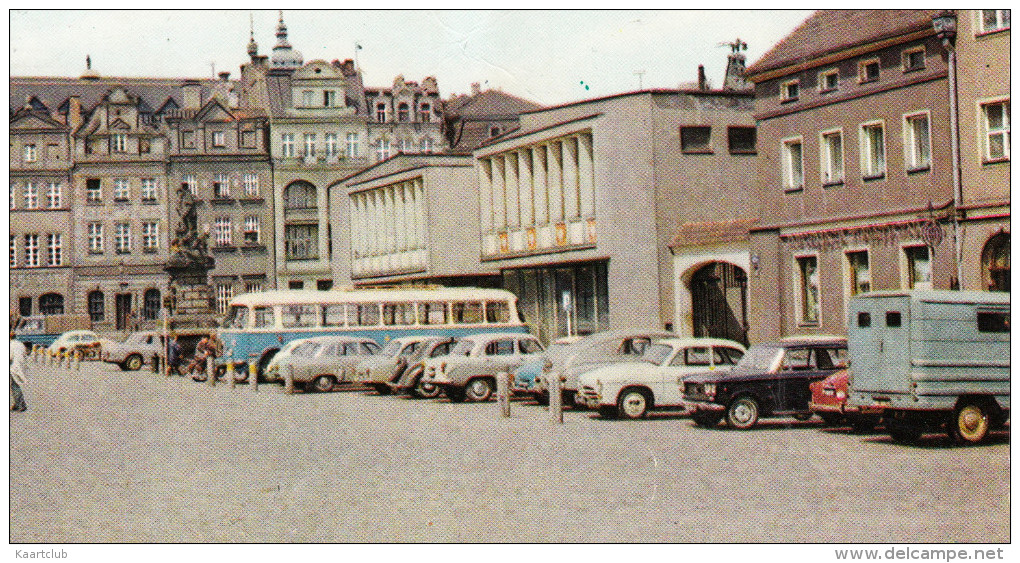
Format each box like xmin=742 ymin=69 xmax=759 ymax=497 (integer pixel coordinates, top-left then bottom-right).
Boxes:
xmin=472 ymin=84 xmax=757 ymax=343
xmin=745 ymin=10 xmax=958 ymax=341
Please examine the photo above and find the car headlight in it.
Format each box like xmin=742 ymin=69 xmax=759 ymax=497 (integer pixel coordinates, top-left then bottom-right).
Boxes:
xmin=835 ymin=390 xmax=846 ymax=400
xmin=823 ymin=388 xmax=836 ymax=397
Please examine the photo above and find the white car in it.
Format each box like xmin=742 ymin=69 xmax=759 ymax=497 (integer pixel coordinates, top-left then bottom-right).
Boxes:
xmin=578 ymin=337 xmax=746 ymax=419
xmin=263 ymin=337 xmax=312 ymax=381
xmin=421 ymin=332 xmax=545 ymax=402
xmin=47 ymin=329 xmax=103 ymax=357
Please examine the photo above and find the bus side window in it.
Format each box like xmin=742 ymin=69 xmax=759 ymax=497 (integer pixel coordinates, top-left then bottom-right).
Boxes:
xmin=383 ymin=303 xmax=415 ymax=326
xmin=352 ymin=304 xmax=380 ymax=327
xmin=485 ymin=301 xmax=510 ymax=324
xmin=253 ymin=307 xmax=275 ymax=328
xmin=452 ymin=302 xmax=483 ymax=324
xmin=282 ymin=304 xmax=318 ymax=328
xmin=420 ymin=302 xmax=447 ymax=325
xmin=322 ymin=304 xmax=347 ymax=327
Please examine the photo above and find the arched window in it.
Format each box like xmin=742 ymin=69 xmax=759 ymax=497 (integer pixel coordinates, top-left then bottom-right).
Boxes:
xmin=88 ymin=291 xmax=105 ymax=322
xmin=39 ymin=293 xmax=64 ymax=315
xmin=420 ymin=103 xmax=431 ymax=123
xmin=397 ymin=102 xmax=410 ymax=122
xmin=143 ymin=289 xmax=161 ymax=320
xmin=285 ymin=181 xmax=317 ymax=210
xmin=982 ymin=232 xmax=1010 ymax=292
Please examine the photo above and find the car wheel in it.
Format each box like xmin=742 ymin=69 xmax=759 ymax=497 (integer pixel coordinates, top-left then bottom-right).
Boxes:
xmin=617 ymin=389 xmax=650 ymax=419
xmin=792 ymin=412 xmax=813 ymax=422
xmin=310 ymin=375 xmax=336 ymax=393
xmin=372 ymin=383 xmax=392 ymax=395
xmin=887 ymin=420 xmax=922 ymax=444
xmin=533 ymin=392 xmax=549 ymax=406
xmin=949 ymin=402 xmax=991 ymax=445
xmin=726 ymin=396 xmax=760 ymax=430
xmin=818 ymin=413 xmax=843 ymax=427
xmin=123 ymin=354 xmax=143 ymax=371
xmin=598 ymin=406 xmax=618 ymax=419
xmin=692 ymin=412 xmax=723 ymax=428
xmin=464 ymin=378 xmax=494 ymax=402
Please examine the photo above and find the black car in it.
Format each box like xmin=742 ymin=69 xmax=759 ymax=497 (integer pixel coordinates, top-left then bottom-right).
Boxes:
xmin=682 ymin=336 xmax=848 ymax=430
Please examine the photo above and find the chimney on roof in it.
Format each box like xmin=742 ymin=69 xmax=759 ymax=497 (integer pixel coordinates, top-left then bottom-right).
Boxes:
xmin=471 ymin=82 xmax=481 ymax=96
xmin=182 ymin=80 xmax=203 ymax=110
xmin=68 ymin=96 xmax=82 ymax=131
xmin=219 ymin=72 xmax=231 ymax=82
xmin=697 ymin=65 xmax=707 ymax=90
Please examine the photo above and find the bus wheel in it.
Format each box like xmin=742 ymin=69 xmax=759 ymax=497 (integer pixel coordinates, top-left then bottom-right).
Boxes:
xmin=949 ymin=402 xmax=991 ymax=445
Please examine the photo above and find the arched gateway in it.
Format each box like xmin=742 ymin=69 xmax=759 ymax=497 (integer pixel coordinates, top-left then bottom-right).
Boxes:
xmin=689 ymin=262 xmax=749 ymax=345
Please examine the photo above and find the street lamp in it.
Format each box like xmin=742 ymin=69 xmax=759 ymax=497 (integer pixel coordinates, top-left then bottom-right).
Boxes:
xmin=932 ymin=9 xmax=964 ymax=289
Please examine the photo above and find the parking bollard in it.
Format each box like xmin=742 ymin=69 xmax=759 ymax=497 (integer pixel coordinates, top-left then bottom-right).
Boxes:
xmin=65 ymin=351 xmax=72 ymax=369
xmin=227 ymin=361 xmax=236 ymax=389
xmin=74 ymin=350 xmax=82 ymax=371
xmin=549 ymin=372 xmax=564 ymax=424
xmin=250 ymin=362 xmax=259 ymax=393
xmin=496 ymin=371 xmax=511 ymax=418
xmin=206 ymin=356 xmax=215 ymax=387
xmin=283 ymin=364 xmax=294 ymax=394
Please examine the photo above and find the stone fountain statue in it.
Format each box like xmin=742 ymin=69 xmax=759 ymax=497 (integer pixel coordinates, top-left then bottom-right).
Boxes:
xmin=164 ymin=184 xmax=217 ymax=326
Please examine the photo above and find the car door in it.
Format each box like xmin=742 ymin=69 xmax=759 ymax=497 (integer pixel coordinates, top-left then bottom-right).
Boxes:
xmin=775 ymin=347 xmax=813 ymax=412
xmin=485 ymin=338 xmax=517 ymax=374
xmin=662 ymin=346 xmax=708 ymax=405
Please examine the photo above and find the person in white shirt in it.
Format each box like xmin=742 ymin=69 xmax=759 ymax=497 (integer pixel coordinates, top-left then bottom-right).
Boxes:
xmin=10 ymin=330 xmax=28 ymax=412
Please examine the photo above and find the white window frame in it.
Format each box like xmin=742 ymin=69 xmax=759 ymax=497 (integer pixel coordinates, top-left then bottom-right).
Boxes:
xmin=901 ymin=243 xmax=932 ymax=290
xmin=345 ymin=132 xmax=360 ymax=157
xmin=303 ymin=133 xmax=316 ymax=157
xmin=843 ymin=248 xmax=871 ymax=300
xmin=420 ymin=103 xmax=431 ymax=122
xmin=243 ymin=173 xmax=259 ymax=197
xmin=244 ymin=215 xmax=261 ymax=244
xmin=978 ymin=9 xmax=1010 ymax=34
xmin=325 ymin=133 xmax=338 ymax=157
xmin=24 ymin=183 xmax=38 ymax=209
xmin=794 ymin=253 xmax=821 ymax=326
xmin=213 ymin=173 xmax=230 ymax=198
xmin=376 ymin=103 xmax=387 ymax=122
xmin=46 ymin=233 xmax=62 ymax=266
xmin=859 ymin=58 xmax=880 ymax=83
xmin=183 ymin=174 xmax=198 ymax=196
xmin=114 ymin=223 xmax=131 ymax=254
xmin=45 ymin=182 xmax=62 ymax=208
xmin=24 ymin=234 xmax=39 ymax=267
xmin=301 ymin=90 xmax=316 ymax=108
xmin=212 ymin=131 xmax=226 ymax=147
xmin=420 ymin=137 xmax=433 ymax=153
xmin=376 ymin=139 xmax=391 ymax=162
xmin=818 ymin=68 xmax=839 ymax=93
xmin=781 ymin=79 xmax=800 ymax=102
xmin=113 ymin=178 xmax=130 ymax=201
xmin=781 ymin=136 xmax=804 ymax=192
xmin=142 ymin=222 xmax=159 ymax=251
xmin=141 ymin=178 xmax=157 ymax=202
xmin=901 ymin=47 xmax=926 ymax=72
xmin=10 ymin=235 xmax=16 ymax=267
xmin=23 ymin=144 xmax=37 ymax=163
xmin=819 ymin=128 xmax=844 ymax=185
xmin=281 ymin=133 xmax=295 ymax=157
xmin=88 ymin=223 xmax=104 ymax=253
xmin=324 ymin=90 xmax=337 ymax=107
xmin=214 ymin=216 xmax=232 ymax=246
xmin=245 ymin=280 xmax=263 ymax=294
xmin=112 ymin=134 xmax=127 ymax=153
xmin=215 ymin=284 xmax=234 ymax=315
xmin=903 ymin=111 xmax=932 ymax=171
xmin=859 ymin=120 xmax=887 ymax=178
xmin=979 ymin=98 xmax=1010 ymax=162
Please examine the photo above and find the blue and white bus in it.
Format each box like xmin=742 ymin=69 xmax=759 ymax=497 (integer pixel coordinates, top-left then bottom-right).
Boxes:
xmin=216 ymin=287 xmax=529 ymax=375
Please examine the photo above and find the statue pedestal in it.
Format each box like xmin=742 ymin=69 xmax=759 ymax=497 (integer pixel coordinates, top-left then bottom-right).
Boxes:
xmin=165 ymin=256 xmax=218 ymax=329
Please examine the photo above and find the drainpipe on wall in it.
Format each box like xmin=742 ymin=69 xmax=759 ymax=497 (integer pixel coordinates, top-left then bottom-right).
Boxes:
xmin=934 ymin=10 xmax=965 ymax=290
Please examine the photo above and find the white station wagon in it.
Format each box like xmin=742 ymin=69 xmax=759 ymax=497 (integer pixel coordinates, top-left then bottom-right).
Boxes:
xmin=578 ymin=337 xmax=746 ymax=419
xmin=421 ymin=332 xmax=545 ymax=402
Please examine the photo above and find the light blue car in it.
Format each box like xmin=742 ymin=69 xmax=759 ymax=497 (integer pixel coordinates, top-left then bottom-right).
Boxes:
xmin=512 ymin=336 xmax=583 ymax=394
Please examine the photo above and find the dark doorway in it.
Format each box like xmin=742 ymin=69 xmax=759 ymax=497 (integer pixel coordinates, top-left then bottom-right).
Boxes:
xmin=115 ymin=293 xmax=132 ymax=331
xmin=690 ymin=262 xmax=748 ymax=346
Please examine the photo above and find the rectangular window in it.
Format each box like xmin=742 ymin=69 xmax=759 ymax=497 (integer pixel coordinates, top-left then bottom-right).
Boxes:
xmin=24 ymin=183 xmax=38 ymax=209
xmin=45 ymin=182 xmax=62 ymax=208
xmin=114 ymin=178 xmax=130 ymax=201
xmin=797 ymin=255 xmax=820 ymax=325
xmin=243 ymin=215 xmax=260 ymax=244
xmin=375 ymin=139 xmax=390 ymax=162
xmin=215 ymin=284 xmax=234 ymax=315
xmin=727 ymin=127 xmax=756 ymax=154
xmin=420 ymin=137 xmax=434 ymax=153
xmin=182 ymin=131 xmax=195 ymax=148
xmin=302 ymin=90 xmax=316 ymax=107
xmin=418 ymin=302 xmax=448 ymax=325
xmin=400 ymin=139 xmax=413 ymax=154
xmin=46 ymin=233 xmax=62 ymax=266
xmin=285 ymin=224 xmax=318 ymax=260
xmin=214 ymin=216 xmax=232 ymax=246
xmin=885 ymin=312 xmax=902 ymax=327
xmin=382 ymin=303 xmax=417 ymax=326
xmin=112 ymin=134 xmax=127 ymax=153
xmin=857 ymin=312 xmax=871 ymax=327
xmin=25 ymin=234 xmax=40 ymax=267
xmin=324 ymin=90 xmax=337 ymax=107
xmin=904 ymin=245 xmax=932 ymax=290
xmin=23 ymin=144 xmax=37 ymax=162
xmin=243 ymin=173 xmax=260 ymax=197
xmin=818 ymin=69 xmax=838 ymax=92
xmin=904 ymin=113 xmax=931 ymax=170
xmin=303 ymin=133 xmax=316 ymax=157
xmin=345 ymin=132 xmax=360 ymax=157
xmin=902 ymin=48 xmax=925 ymax=72
xmin=860 ymin=122 xmax=886 ymax=178
xmin=88 ymin=222 xmax=103 ymax=253
xmin=977 ymin=311 xmax=1010 ymax=333
xmin=183 ymin=174 xmax=198 ymax=196
xmin=982 ymin=100 xmax=1010 ymax=161
xmin=821 ymin=130 xmax=844 ymax=184
xmin=114 ymin=223 xmax=131 ymax=254
xmin=212 ymin=131 xmax=225 ymax=147
xmin=46 ymin=143 xmax=60 ymax=161
xmin=980 ymin=9 xmax=1010 ymax=33
xmin=281 ymin=133 xmax=295 ymax=157
xmin=781 ymin=80 xmax=799 ymax=102
xmin=376 ymin=103 xmax=387 ymax=122
xmin=324 ymin=133 xmax=338 ymax=158
xmin=140 ymin=178 xmax=157 ymax=202
xmin=9 ymin=235 xmax=16 ymax=267
xmin=86 ymin=179 xmax=102 ymax=203
xmin=142 ymin=222 xmax=159 ymax=251
xmin=485 ymin=301 xmax=511 ymax=324
xmin=420 ymin=103 xmax=431 ymax=122
xmin=213 ymin=173 xmax=230 ymax=198
xmin=846 ymin=250 xmax=871 ymax=296
xmin=139 ymin=138 xmax=151 ymax=154
xmin=241 ymin=130 xmax=256 ymax=148
xmin=451 ymin=302 xmax=484 ymax=324
xmin=859 ymin=59 xmax=880 ymax=83
xmin=782 ymin=138 xmax=804 ymax=191
xmin=244 ymin=280 xmax=263 ymax=294
xmin=680 ymin=126 xmax=712 ymax=153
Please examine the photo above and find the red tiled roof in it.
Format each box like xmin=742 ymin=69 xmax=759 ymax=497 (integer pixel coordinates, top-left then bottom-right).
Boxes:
xmin=444 ymin=89 xmax=543 ymax=118
xmin=669 ymin=218 xmax=759 ymax=249
xmin=747 ymin=10 xmax=943 ymax=77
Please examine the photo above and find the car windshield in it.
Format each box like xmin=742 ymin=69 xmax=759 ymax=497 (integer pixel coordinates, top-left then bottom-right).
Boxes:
xmin=736 ymin=346 xmax=783 ymax=371
xmin=640 ymin=343 xmax=674 ymax=365
xmin=380 ymin=340 xmax=403 ymax=357
xmin=450 ymin=340 xmax=475 ymax=356
xmin=292 ymin=341 xmax=322 ymax=357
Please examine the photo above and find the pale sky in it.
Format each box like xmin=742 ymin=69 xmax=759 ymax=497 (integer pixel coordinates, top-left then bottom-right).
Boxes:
xmin=9 ymin=9 xmax=813 ymax=106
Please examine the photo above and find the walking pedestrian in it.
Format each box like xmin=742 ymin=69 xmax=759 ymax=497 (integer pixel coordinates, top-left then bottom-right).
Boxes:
xmin=167 ymin=333 xmax=182 ymax=376
xmin=10 ymin=330 xmax=28 ymax=412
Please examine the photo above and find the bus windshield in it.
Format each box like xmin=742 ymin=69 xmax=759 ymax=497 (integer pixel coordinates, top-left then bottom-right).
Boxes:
xmin=222 ymin=306 xmax=249 ymax=329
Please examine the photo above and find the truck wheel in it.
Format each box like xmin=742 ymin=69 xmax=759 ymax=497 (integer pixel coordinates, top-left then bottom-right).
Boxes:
xmin=887 ymin=420 xmax=922 ymax=444
xmin=122 ymin=354 xmax=143 ymax=371
xmin=949 ymin=402 xmax=991 ymax=445
xmin=464 ymin=378 xmax=494 ymax=402
xmin=726 ymin=396 xmax=760 ymax=430
xmin=692 ymin=412 xmax=723 ymax=428
xmin=617 ymin=388 xmax=650 ymax=419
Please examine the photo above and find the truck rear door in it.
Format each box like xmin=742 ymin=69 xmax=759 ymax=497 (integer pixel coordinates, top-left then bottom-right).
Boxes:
xmin=848 ymin=294 xmax=911 ymax=394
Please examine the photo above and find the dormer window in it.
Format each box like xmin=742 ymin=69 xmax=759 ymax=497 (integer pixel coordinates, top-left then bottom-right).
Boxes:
xmin=376 ymin=103 xmax=387 ymax=122
xmin=902 ymin=48 xmax=925 ymax=72
xmin=324 ymin=90 xmax=337 ymax=107
xmin=980 ymin=9 xmax=1010 ymax=33
xmin=398 ymin=103 xmax=410 ymax=122
xmin=212 ymin=131 xmax=225 ymax=147
xmin=302 ymin=90 xmax=316 ymax=107
xmin=859 ymin=59 xmax=880 ymax=83
xmin=23 ymin=144 xmax=37 ymax=163
xmin=818 ymin=69 xmax=838 ymax=93
xmin=420 ymin=103 xmax=431 ymax=123
xmin=781 ymin=80 xmax=799 ymax=102
xmin=112 ymin=134 xmax=127 ymax=153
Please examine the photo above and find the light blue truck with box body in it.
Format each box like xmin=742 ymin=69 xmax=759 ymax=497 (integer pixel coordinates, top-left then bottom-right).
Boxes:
xmin=847 ymin=290 xmax=1009 ymax=444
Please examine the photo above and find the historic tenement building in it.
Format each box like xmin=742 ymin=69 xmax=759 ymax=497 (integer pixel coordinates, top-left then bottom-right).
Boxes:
xmin=745 ymin=10 xmax=958 ymax=340
xmin=442 ymin=84 xmax=545 ymax=153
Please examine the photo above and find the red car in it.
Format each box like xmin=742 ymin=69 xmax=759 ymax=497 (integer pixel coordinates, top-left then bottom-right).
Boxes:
xmin=809 ymin=368 xmax=881 ymax=432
